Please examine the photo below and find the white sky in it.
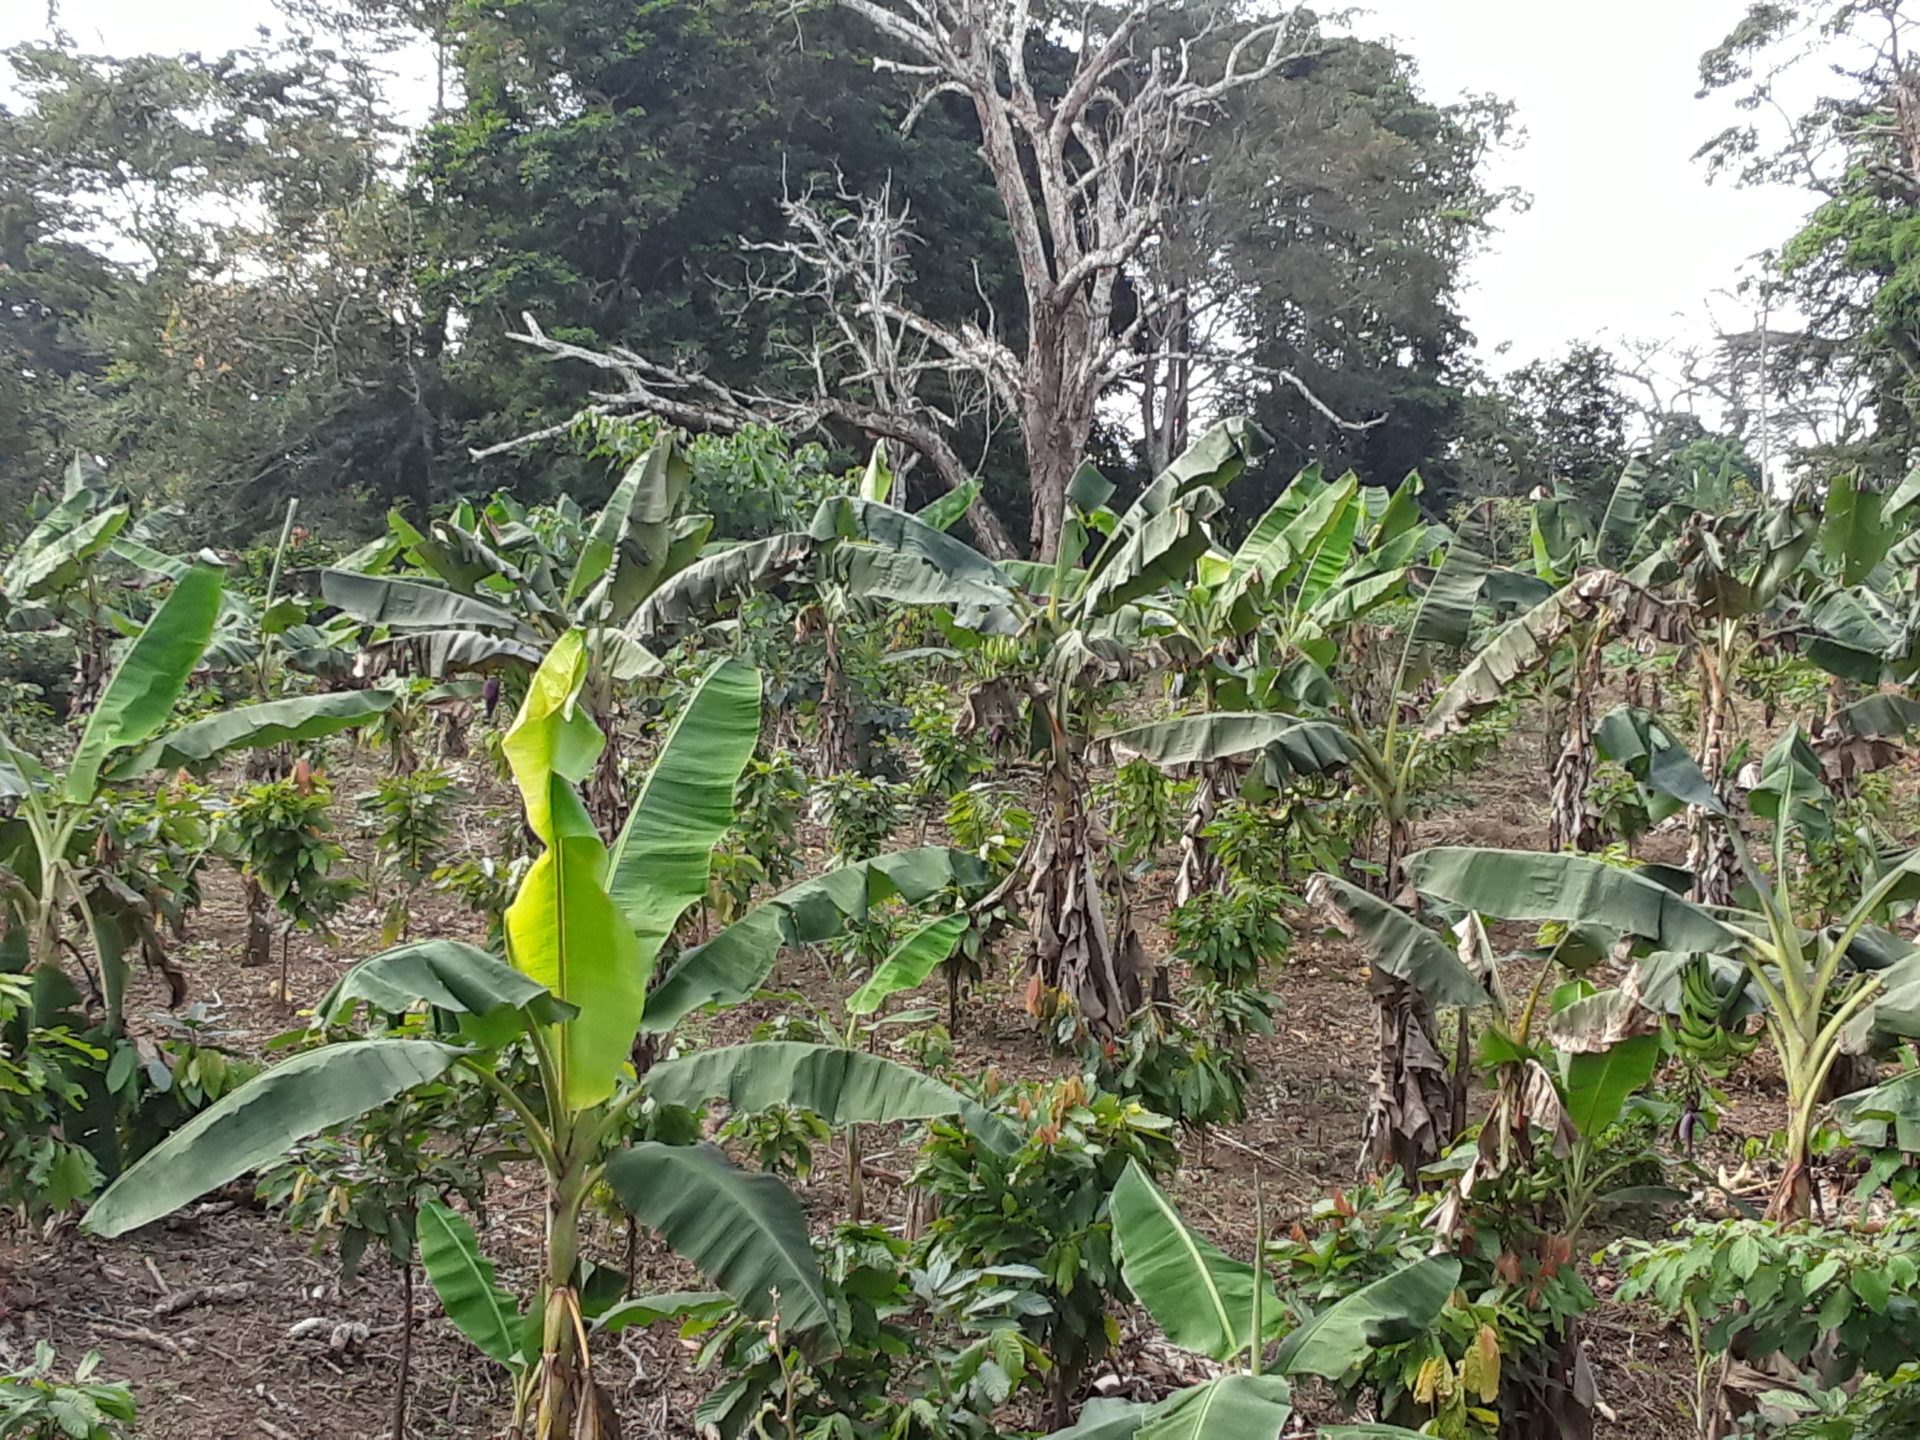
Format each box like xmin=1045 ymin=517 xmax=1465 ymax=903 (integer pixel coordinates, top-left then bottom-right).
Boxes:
xmin=6 ymin=0 xmax=1815 ymax=369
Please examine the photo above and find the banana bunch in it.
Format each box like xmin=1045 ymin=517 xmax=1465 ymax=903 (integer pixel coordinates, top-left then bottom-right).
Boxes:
xmin=1673 ymin=954 xmax=1758 ymax=1072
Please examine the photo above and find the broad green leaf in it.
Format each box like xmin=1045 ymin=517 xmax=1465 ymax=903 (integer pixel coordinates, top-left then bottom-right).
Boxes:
xmin=417 ymin=1200 xmax=524 ymax=1370
xmin=5 ymin=502 xmax=129 ymax=598
xmin=916 ymin=479 xmax=982 ymax=534
xmin=643 ymin=1042 xmax=1011 ymax=1148
xmin=643 ymin=848 xmax=986 ymax=1033
xmin=84 ymin=1039 xmax=460 ymax=1237
xmin=1077 ymin=503 xmax=1213 ymax=617
xmin=592 ymin=1291 xmax=732 ymax=1336
xmin=1832 ymin=1070 xmax=1920 ymax=1152
xmin=1272 ymin=1258 xmax=1461 ymax=1379
xmin=1823 ymin=471 xmax=1892 ymax=587
xmin=567 ymin=442 xmax=655 ymax=605
xmin=1597 ymin=460 xmax=1647 ymax=571
xmin=1424 ymin=572 xmax=1631 ymax=734
xmin=1408 ymin=538 xmax=1489 ymax=650
xmin=1563 ymin=1034 xmax=1661 ymax=1137
xmin=846 ymin=912 xmax=970 ymax=1014
xmin=1306 ymin=875 xmax=1487 ymax=1009
xmin=628 ymin=532 xmax=818 ymax=636
xmin=1149 ymin=417 xmax=1266 ymax=500
xmin=1038 ymin=1397 xmax=1152 ymax=1440
xmin=1593 ymin=705 xmax=1724 ymax=820
xmin=836 ymin=546 xmax=1013 ymax=609
xmin=810 ymin=495 xmax=1011 ymax=593
xmin=1136 ymin=1375 xmax=1294 ymax=1440
xmin=597 ymin=439 xmax=695 ymax=621
xmin=1226 ymin=471 xmax=1349 ymax=601
xmin=1110 ymin=1161 xmax=1279 ymax=1364
xmin=316 ymin=939 xmax=570 ymax=1043
xmin=605 ymin=1142 xmax=831 ymax=1343
xmin=501 ymin=629 xmax=602 ymax=843
xmin=321 ymin=570 xmax=523 ymax=632
xmin=110 ymin=690 xmax=399 ymax=778
xmin=607 ymin=657 xmax=761 ymax=974
xmin=1295 ymin=479 xmax=1362 ymax=613
xmin=1107 ymin=714 xmax=1352 ymax=774
xmin=356 ymin=630 xmax=544 ymax=679
xmin=507 ymin=778 xmax=644 ymax=1109
xmin=68 ymin=563 xmax=223 ymax=804
xmin=1404 ymin=848 xmax=1744 ymax=954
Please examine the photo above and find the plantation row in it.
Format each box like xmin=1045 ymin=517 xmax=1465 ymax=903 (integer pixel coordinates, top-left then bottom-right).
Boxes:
xmin=5 ymin=422 xmax=1920 ymax=1439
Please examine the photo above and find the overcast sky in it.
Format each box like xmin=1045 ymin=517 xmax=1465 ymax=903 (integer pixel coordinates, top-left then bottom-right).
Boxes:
xmin=6 ymin=0 xmax=1814 ymax=369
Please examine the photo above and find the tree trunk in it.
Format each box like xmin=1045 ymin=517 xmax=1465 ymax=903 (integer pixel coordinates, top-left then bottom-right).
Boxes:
xmin=1688 ymin=648 xmax=1740 ymax=906
xmin=1172 ymin=761 xmax=1230 ymax=907
xmin=243 ymin=878 xmax=273 ymax=969
xmin=817 ymin=619 xmax=859 ymax=775
xmin=1364 ymin=972 xmax=1453 ymax=1180
xmin=1025 ymin=752 xmax=1141 ymax=1036
xmin=1020 ymin=299 xmax=1098 ymax=562
xmin=391 ymin=1259 xmax=414 ymax=1440
xmin=1548 ymin=634 xmax=1605 ymax=854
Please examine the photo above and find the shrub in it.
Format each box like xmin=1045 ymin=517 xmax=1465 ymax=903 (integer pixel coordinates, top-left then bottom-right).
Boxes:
xmin=0 ymin=1346 xmax=134 ymax=1439
xmin=1166 ymin=885 xmax=1290 ymax=987
xmin=914 ymin=1077 xmax=1176 ymax=1424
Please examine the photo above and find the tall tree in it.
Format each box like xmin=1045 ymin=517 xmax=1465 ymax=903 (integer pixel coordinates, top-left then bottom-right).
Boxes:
xmin=1700 ymin=0 xmax=1920 ymax=480
xmin=1138 ymin=35 xmax=1512 ymax=511
xmin=417 ymin=0 xmax=1021 ymax=515
xmin=821 ymin=0 xmax=1331 ymax=558
xmin=1 ymin=37 xmax=435 ymax=539
xmin=1446 ymin=343 xmax=1634 ymax=509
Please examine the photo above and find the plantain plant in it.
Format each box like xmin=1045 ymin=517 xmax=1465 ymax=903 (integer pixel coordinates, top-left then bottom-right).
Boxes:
xmin=0 ymin=561 xmax=394 ymax=1034
xmin=81 ymin=631 xmax=998 ymax=1438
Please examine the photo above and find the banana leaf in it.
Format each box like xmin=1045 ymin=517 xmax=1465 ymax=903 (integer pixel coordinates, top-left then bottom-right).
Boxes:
xmin=627 ymin=532 xmax=818 ymax=636
xmin=1107 ymin=714 xmax=1352 ymax=773
xmin=321 ymin=569 xmax=525 ymax=633
xmin=1403 ymin=847 xmax=1745 ymax=954
xmin=1306 ymin=875 xmax=1487 ymax=1009
xmin=1110 ymin=1161 xmax=1280 ymax=1364
xmin=316 ymin=939 xmax=572 ymax=1043
xmin=67 ymin=563 xmax=224 ymax=804
xmin=605 ymin=1142 xmax=831 ymax=1345
xmin=845 ymin=912 xmax=971 ymax=1015
xmin=418 ymin=1200 xmax=525 ymax=1370
xmin=110 ymin=690 xmax=399 ymax=778
xmin=607 ymin=657 xmax=761 ymax=974
xmin=84 ymin=1039 xmax=461 ymax=1237
xmin=642 ymin=848 xmax=986 ymax=1033
xmin=1272 ymin=1257 xmax=1460 ymax=1379
xmin=643 ymin=1042 xmax=1013 ymax=1149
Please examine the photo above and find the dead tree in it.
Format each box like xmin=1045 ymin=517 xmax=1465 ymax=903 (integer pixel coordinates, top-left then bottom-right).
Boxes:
xmin=475 ymin=181 xmax=1019 ymax=559
xmin=833 ymin=0 xmax=1323 ymax=557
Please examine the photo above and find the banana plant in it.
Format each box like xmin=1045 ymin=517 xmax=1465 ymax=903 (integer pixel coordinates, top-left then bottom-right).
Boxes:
xmin=1665 ymin=496 xmax=1819 ymax=902
xmin=1403 ymin=733 xmax=1920 ymax=1218
xmin=0 ymin=458 xmax=133 ymax=717
xmin=630 ymin=442 xmax=1013 ymax=772
xmin=0 ymin=562 xmax=396 ymax=1034
xmin=1135 ymin=466 xmax=1434 ymax=903
xmin=322 ymin=437 xmax=708 ymax=824
xmin=1030 ymin=1160 xmax=1458 ymax=1438
xmin=82 ymin=633 xmax=999 ymax=1437
xmin=1450 ymin=462 xmax=1683 ymax=858
xmin=662 ymin=908 xmax=971 ymax=1223
xmin=1108 ymin=531 xmax=1493 ymax=894
xmin=637 ymin=419 xmax=1266 ymax=1035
